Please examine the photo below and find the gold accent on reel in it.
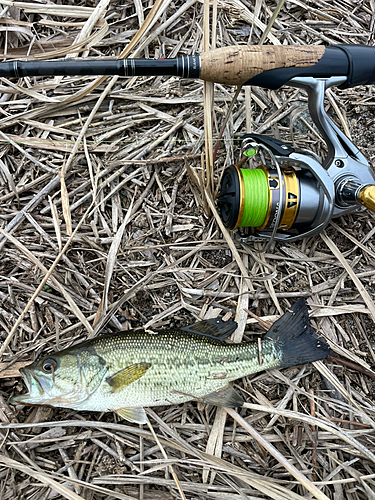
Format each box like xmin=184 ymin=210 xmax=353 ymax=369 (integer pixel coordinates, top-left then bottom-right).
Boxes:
xmin=235 ymin=166 xmax=245 ymax=230
xmin=280 ymin=168 xmax=299 ymax=229
xmin=358 ymin=185 xmax=375 ymax=213
xmin=257 ymin=167 xmax=300 ymax=231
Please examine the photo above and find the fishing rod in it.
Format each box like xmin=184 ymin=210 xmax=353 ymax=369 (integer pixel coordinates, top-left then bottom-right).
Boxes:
xmin=1 ymin=44 xmax=375 ymax=244
xmin=1 ymin=44 xmax=375 ymax=88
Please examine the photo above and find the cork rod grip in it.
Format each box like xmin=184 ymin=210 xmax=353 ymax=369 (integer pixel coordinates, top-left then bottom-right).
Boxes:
xmin=200 ymin=45 xmax=326 ymax=85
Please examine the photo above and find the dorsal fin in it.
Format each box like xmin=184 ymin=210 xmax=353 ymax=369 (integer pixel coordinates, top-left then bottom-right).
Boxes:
xmin=179 ymin=317 xmax=237 ymax=342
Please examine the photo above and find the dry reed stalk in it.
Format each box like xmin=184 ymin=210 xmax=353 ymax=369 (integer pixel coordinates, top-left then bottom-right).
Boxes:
xmin=202 ymin=0 xmax=215 ymax=201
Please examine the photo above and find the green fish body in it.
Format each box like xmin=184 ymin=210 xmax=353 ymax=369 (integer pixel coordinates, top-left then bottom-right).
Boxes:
xmin=11 ymin=300 xmax=331 ymax=424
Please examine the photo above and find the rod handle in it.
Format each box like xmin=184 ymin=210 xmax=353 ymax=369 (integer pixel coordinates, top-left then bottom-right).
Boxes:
xmin=199 ymin=45 xmax=326 ymax=85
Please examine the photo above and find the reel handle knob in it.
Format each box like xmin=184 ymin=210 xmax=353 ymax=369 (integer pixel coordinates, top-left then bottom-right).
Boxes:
xmin=358 ymin=185 xmax=375 ymax=212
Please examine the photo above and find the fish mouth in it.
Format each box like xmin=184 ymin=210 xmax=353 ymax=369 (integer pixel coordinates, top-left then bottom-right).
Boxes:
xmin=10 ymin=366 xmax=45 ymax=405
xmin=10 ymin=365 xmax=91 ymax=408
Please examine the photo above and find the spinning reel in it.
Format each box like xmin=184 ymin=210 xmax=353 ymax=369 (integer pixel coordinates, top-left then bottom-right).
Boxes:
xmin=217 ymin=76 xmax=375 ymax=243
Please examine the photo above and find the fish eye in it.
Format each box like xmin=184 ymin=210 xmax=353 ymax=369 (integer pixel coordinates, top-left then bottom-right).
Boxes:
xmin=42 ymin=358 xmax=57 ymax=374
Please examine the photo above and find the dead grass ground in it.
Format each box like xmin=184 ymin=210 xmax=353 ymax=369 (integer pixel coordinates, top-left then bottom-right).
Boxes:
xmin=0 ymin=0 xmax=375 ymax=499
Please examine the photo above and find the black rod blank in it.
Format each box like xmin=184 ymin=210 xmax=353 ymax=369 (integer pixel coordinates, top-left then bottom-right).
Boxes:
xmin=0 ymin=56 xmax=201 ymax=79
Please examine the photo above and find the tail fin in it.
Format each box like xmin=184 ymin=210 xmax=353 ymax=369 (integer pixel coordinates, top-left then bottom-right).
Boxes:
xmin=266 ymin=299 xmax=332 ymax=368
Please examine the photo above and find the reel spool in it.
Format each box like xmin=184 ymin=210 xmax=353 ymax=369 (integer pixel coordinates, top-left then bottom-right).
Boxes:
xmin=217 ymin=133 xmax=375 ymax=243
xmin=218 ymin=164 xmax=317 ymax=233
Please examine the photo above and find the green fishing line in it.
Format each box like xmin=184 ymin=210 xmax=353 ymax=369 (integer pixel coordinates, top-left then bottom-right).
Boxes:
xmin=238 ymin=168 xmax=269 ymax=228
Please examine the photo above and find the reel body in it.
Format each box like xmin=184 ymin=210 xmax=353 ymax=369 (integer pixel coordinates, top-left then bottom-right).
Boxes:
xmin=218 ymin=139 xmax=333 ymax=241
xmin=217 ymin=76 xmax=375 ymax=243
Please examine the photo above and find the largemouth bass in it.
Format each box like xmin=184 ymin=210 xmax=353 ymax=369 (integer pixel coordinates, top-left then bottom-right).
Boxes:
xmin=11 ymin=299 xmax=331 ymax=424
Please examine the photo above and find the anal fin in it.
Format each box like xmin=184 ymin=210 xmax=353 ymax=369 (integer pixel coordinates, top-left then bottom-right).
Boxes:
xmin=203 ymin=385 xmax=244 ymax=408
xmin=114 ymin=407 xmax=148 ymax=424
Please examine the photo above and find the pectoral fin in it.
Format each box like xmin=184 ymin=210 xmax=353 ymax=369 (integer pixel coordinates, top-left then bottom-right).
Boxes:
xmin=203 ymin=385 xmax=244 ymax=408
xmin=107 ymin=362 xmax=151 ymax=393
xmin=115 ymin=407 xmax=148 ymax=424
